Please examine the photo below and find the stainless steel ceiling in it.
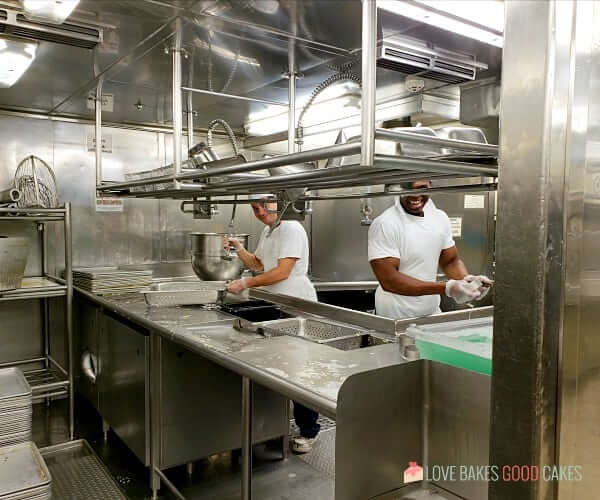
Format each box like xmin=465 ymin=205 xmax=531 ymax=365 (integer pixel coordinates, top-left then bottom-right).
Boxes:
xmin=0 ymin=0 xmax=502 ymax=131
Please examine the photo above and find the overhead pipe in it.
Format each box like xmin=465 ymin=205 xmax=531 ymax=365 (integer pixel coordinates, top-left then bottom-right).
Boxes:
xmin=172 ymin=17 xmax=183 ymax=189
xmin=376 ymin=129 xmax=499 ymax=155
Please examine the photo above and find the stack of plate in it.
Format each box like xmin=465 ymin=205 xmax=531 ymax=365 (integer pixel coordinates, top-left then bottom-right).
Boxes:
xmin=72 ymin=267 xmax=153 ymax=296
xmin=0 ymin=368 xmax=32 ymax=447
xmin=0 ymin=441 xmax=51 ymax=500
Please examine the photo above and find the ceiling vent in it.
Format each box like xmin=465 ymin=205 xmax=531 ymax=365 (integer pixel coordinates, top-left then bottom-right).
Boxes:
xmin=377 ymin=38 xmax=487 ymax=85
xmin=0 ymin=8 xmax=102 ymax=49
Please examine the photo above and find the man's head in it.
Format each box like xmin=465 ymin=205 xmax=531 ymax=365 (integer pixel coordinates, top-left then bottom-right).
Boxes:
xmin=399 ymin=179 xmax=432 ymax=216
xmin=249 ymin=194 xmax=278 ymax=226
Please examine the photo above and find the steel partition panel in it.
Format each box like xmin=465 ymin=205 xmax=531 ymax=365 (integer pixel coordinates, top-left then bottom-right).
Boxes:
xmin=336 ymin=361 xmax=423 ymax=500
xmin=426 ymin=362 xmax=491 ymax=500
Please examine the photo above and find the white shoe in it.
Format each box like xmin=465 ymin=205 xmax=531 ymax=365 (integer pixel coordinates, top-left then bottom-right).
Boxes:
xmin=291 ymin=436 xmax=316 ymax=454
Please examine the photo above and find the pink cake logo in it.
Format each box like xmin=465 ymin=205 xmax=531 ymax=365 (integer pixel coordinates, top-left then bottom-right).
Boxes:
xmin=404 ymin=461 xmax=424 ymax=483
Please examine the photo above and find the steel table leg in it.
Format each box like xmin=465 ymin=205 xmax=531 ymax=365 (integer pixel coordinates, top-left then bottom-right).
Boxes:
xmin=241 ymin=376 xmax=253 ymax=500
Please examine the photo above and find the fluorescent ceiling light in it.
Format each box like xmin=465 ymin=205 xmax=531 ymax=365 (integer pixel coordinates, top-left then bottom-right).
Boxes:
xmin=249 ymin=1 xmax=280 ymax=15
xmin=21 ymin=0 xmax=80 ymax=25
xmin=378 ymin=0 xmax=504 ymax=48
xmin=0 ymin=37 xmax=38 ymax=88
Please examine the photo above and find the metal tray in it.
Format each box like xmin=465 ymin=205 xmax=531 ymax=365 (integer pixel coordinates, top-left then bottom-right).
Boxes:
xmin=142 ymin=281 xmax=226 ymax=307
xmin=0 ymin=368 xmax=31 ymax=401
xmin=0 ymin=441 xmax=51 ymax=497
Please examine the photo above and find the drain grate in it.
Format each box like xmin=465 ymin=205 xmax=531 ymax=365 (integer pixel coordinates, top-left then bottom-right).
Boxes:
xmin=290 ymin=415 xmax=336 ymax=437
xmin=40 ymin=440 xmax=127 ymax=500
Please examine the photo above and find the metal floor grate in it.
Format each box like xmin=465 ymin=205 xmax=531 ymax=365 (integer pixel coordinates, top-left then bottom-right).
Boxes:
xmin=40 ymin=439 xmax=127 ymax=500
xmin=290 ymin=414 xmax=336 ymax=437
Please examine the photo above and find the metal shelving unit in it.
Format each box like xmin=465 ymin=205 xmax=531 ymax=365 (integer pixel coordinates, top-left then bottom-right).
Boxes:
xmin=0 ymin=204 xmax=74 ymax=439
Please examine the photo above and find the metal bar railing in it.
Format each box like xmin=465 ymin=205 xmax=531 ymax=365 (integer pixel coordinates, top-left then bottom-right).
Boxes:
xmin=97 ymin=142 xmax=361 ymax=192
xmin=376 ymin=128 xmax=499 ymax=155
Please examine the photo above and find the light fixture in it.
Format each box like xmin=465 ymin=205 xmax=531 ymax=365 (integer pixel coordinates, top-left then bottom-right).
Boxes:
xmin=0 ymin=37 xmax=38 ymax=88
xmin=21 ymin=0 xmax=80 ymax=25
xmin=378 ymin=0 xmax=504 ymax=48
xmin=249 ymin=1 xmax=280 ymax=15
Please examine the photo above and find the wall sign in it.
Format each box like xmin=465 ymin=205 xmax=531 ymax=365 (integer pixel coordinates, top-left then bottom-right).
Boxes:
xmin=95 ymin=197 xmax=123 ymax=212
xmin=464 ymin=194 xmax=485 ymax=209
xmin=449 ymin=217 xmax=463 ymax=238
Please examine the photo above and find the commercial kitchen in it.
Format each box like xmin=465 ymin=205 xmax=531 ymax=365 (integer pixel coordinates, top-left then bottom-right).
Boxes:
xmin=0 ymin=1 xmax=595 ymax=499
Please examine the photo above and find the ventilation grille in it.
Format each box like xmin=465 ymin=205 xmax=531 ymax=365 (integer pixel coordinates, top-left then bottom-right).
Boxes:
xmin=377 ymin=41 xmax=478 ymax=84
xmin=0 ymin=9 xmax=101 ymax=49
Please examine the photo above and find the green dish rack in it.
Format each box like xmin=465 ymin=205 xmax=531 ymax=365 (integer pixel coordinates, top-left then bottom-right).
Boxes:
xmin=406 ymin=317 xmax=493 ymax=375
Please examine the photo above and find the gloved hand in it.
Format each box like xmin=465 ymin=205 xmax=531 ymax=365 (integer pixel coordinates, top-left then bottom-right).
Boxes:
xmin=445 ymin=279 xmax=482 ymax=304
xmin=226 ymin=278 xmax=249 ymax=294
xmin=464 ymin=275 xmax=494 ymax=299
xmin=223 ymin=236 xmax=244 ymax=253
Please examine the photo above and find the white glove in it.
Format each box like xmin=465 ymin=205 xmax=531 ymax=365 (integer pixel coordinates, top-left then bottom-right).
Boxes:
xmin=445 ymin=279 xmax=482 ymax=304
xmin=223 ymin=236 xmax=244 ymax=253
xmin=226 ymin=278 xmax=249 ymax=294
xmin=464 ymin=275 xmax=494 ymax=299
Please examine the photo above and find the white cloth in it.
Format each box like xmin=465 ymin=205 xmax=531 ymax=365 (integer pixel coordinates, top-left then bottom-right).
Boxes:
xmin=368 ymin=199 xmax=455 ymax=319
xmin=254 ymin=221 xmax=317 ymax=301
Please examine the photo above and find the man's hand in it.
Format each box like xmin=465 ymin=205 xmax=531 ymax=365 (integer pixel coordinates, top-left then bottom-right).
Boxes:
xmin=464 ymin=275 xmax=494 ymax=299
xmin=445 ymin=279 xmax=482 ymax=304
xmin=226 ymin=278 xmax=248 ymax=294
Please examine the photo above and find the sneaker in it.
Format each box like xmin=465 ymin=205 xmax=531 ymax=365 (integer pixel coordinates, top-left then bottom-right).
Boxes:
xmin=291 ymin=436 xmax=316 ymax=454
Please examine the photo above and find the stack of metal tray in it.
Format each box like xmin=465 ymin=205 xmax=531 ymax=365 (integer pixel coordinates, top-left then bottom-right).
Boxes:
xmin=72 ymin=267 xmax=153 ymax=295
xmin=142 ymin=280 xmax=227 ymax=307
xmin=0 ymin=441 xmax=51 ymax=500
xmin=0 ymin=368 xmax=32 ymax=447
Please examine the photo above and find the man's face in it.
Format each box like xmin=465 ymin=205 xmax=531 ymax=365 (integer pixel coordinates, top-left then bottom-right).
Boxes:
xmin=400 ymin=180 xmax=432 ymax=216
xmin=251 ymin=201 xmax=279 ymax=226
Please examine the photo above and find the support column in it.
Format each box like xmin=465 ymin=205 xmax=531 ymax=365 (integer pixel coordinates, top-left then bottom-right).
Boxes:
xmin=360 ymin=0 xmax=377 ymax=167
xmin=172 ymin=17 xmax=183 ymax=188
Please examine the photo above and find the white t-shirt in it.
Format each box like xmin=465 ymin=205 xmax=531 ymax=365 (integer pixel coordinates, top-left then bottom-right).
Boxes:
xmin=255 ymin=221 xmax=317 ymax=301
xmin=368 ymin=199 xmax=455 ymax=319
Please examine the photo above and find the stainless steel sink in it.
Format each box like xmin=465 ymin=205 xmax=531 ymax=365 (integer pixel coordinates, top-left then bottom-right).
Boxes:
xmin=256 ymin=317 xmax=394 ymax=350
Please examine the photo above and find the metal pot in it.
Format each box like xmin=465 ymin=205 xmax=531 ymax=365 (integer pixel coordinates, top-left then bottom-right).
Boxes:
xmin=0 ymin=236 xmax=30 ymax=291
xmin=190 ymin=232 xmax=249 ymax=281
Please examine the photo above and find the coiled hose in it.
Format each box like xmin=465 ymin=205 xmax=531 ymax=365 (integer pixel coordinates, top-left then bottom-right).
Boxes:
xmin=206 ymin=118 xmax=239 ymax=230
xmin=206 ymin=118 xmax=240 ymax=156
xmin=296 ymin=72 xmax=362 ymax=148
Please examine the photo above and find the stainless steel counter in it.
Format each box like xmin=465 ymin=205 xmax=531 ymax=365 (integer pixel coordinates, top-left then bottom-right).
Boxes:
xmin=75 ymin=287 xmax=405 ymax=418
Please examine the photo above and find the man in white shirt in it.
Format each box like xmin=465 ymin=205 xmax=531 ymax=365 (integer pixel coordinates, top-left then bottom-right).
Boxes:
xmin=368 ymin=180 xmax=492 ymax=319
xmin=225 ymin=195 xmax=320 ymax=454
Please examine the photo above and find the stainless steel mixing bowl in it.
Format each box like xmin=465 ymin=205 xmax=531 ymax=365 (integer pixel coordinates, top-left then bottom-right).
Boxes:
xmin=190 ymin=232 xmax=250 ymax=281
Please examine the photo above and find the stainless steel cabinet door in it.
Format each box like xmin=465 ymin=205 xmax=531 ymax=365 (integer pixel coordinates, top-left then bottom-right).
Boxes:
xmin=99 ymin=313 xmax=150 ymax=465
xmin=75 ymin=297 xmax=100 ymax=411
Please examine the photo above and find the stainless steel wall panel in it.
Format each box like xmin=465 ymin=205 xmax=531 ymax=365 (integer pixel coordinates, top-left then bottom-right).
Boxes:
xmin=557 ymin=1 xmax=600 ymax=498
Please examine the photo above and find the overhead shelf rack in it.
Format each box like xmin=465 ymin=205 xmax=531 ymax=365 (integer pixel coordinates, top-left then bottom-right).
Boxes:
xmin=97 ymin=130 xmax=498 ymax=200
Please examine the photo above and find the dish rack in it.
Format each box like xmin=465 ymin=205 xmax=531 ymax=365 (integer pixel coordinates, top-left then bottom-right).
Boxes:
xmin=124 ymin=165 xmax=174 ymax=193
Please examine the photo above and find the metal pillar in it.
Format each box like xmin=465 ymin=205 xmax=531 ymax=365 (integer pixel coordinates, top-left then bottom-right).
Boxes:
xmin=150 ymin=333 xmax=162 ymax=499
xmin=172 ymin=17 xmax=183 ymax=189
xmin=64 ymin=202 xmax=74 ymax=440
xmin=360 ymin=0 xmax=377 ymax=167
xmin=241 ymin=377 xmax=253 ymax=500
xmin=187 ymin=48 xmax=195 ymax=152
xmin=491 ymin=1 xmax=579 ymax=499
xmin=95 ymin=80 xmax=103 ymax=189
